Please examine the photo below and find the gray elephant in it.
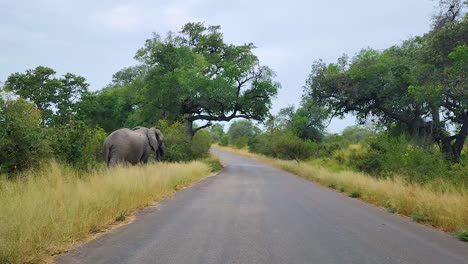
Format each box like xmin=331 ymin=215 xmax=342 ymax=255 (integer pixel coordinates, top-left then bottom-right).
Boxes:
xmin=103 ymin=126 xmax=165 ymax=166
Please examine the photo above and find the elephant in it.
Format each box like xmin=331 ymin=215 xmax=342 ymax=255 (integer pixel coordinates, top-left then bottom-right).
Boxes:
xmin=103 ymin=126 xmax=165 ymax=166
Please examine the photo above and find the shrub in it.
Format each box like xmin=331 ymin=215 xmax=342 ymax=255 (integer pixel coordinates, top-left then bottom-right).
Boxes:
xmin=219 ymin=134 xmax=229 ymax=146
xmin=233 ymin=136 xmax=248 ymax=149
xmin=157 ymin=121 xmax=192 ymax=162
xmin=48 ymin=121 xmax=107 ymax=171
xmin=353 ymin=134 xmax=450 ymax=184
xmin=341 ymin=125 xmax=374 ymax=143
xmin=157 ymin=120 xmax=212 ymax=161
xmin=315 ymin=134 xmax=349 ymax=158
xmin=252 ymin=131 xmax=317 ymax=160
xmin=455 ymin=228 xmax=468 ymax=241
xmin=191 ymin=130 xmax=211 ymax=159
xmin=208 ymin=124 xmax=225 ymax=143
xmin=228 ymin=120 xmax=254 ymax=144
xmin=0 ymin=98 xmax=49 ymax=176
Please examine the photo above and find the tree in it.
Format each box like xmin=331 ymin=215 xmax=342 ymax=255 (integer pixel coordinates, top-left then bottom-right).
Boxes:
xmin=208 ymin=123 xmax=225 ymax=142
xmin=304 ymin=12 xmax=468 ymax=161
xmin=273 ymin=102 xmax=328 ymax=141
xmin=110 ymin=65 xmax=146 ymax=86
xmin=133 ymin=22 xmax=280 ymax=138
xmin=341 ymin=125 xmax=374 ymax=143
xmin=0 ymin=97 xmax=48 ymax=175
xmin=433 ymin=0 xmax=467 ymax=28
xmin=4 ymin=66 xmax=89 ymax=126
xmin=77 ymin=85 xmax=136 ymax=132
xmin=227 ymin=120 xmax=255 ymax=148
xmin=291 ymin=100 xmax=328 ymax=141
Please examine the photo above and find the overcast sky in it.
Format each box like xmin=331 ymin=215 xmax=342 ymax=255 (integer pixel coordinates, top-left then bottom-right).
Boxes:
xmin=0 ymin=0 xmax=437 ymax=132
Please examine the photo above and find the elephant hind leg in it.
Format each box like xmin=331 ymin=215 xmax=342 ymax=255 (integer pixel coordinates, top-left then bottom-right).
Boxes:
xmin=107 ymin=147 xmax=124 ymax=167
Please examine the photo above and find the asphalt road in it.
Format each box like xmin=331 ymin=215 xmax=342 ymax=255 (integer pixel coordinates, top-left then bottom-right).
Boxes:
xmin=56 ymin=147 xmax=468 ymax=264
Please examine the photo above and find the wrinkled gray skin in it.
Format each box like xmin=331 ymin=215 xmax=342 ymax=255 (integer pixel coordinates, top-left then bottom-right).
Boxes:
xmin=103 ymin=127 xmax=165 ymax=167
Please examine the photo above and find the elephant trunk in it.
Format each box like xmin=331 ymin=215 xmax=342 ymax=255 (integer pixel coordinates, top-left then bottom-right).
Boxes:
xmin=156 ymin=142 xmax=166 ymax=161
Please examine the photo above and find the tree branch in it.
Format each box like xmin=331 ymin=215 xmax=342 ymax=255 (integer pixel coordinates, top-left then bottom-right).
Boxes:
xmin=193 ymin=121 xmax=213 ymax=134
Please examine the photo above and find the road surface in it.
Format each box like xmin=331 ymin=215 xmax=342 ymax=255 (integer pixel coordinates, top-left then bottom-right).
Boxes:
xmin=56 ymin=147 xmax=468 ymax=264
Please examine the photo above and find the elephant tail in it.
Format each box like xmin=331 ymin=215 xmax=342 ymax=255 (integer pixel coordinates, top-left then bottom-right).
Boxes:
xmin=105 ymin=144 xmax=112 ymax=167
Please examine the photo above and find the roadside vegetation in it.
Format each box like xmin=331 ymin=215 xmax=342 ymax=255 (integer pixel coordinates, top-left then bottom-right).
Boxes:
xmin=0 ymin=160 xmax=218 ymax=263
xmin=216 ymin=145 xmax=468 ymax=240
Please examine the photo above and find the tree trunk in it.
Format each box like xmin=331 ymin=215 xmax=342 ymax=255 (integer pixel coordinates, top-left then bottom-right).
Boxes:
xmin=439 ymin=114 xmax=468 ymax=162
xmin=185 ymin=119 xmax=194 ymax=140
xmin=452 ymin=114 xmax=468 ymax=161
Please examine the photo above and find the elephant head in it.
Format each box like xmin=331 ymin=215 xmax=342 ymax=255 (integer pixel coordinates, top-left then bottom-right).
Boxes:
xmin=133 ymin=126 xmax=165 ymax=161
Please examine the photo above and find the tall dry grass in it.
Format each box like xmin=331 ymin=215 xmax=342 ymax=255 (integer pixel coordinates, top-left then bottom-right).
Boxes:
xmin=0 ymin=161 xmax=211 ymax=263
xmin=216 ymin=146 xmax=468 ymax=235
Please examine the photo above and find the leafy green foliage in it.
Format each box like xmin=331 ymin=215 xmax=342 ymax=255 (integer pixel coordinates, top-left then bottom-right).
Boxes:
xmin=157 ymin=121 xmax=192 ymax=162
xmin=48 ymin=122 xmax=107 ymax=171
xmin=4 ymin=66 xmax=89 ymax=126
xmin=455 ymin=228 xmax=468 ymax=241
xmin=271 ymin=103 xmax=328 ymax=142
xmin=157 ymin=121 xmax=211 ymax=161
xmin=232 ymin=137 xmax=248 ymax=149
xmin=208 ymin=124 xmax=225 ymax=143
xmin=202 ymin=155 xmax=223 ymax=172
xmin=251 ymin=131 xmax=317 ymax=160
xmin=0 ymin=97 xmax=49 ymax=175
xmin=228 ymin=120 xmax=255 ymax=144
xmin=77 ymin=85 xmax=136 ymax=133
xmin=349 ymin=191 xmax=361 ymax=198
xmin=219 ymin=134 xmax=229 ymax=146
xmin=303 ymin=13 xmax=468 ymax=161
xmin=191 ymin=130 xmax=211 ymax=158
xmin=354 ymin=134 xmax=450 ymax=183
xmin=133 ymin=22 xmax=280 ymax=137
xmin=341 ymin=125 xmax=374 ymax=143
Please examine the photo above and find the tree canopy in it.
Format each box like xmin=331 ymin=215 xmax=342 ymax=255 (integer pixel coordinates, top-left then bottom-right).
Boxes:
xmin=132 ymin=22 xmax=280 ymax=137
xmin=4 ymin=66 xmax=89 ymax=126
xmin=303 ymin=6 xmax=468 ymax=161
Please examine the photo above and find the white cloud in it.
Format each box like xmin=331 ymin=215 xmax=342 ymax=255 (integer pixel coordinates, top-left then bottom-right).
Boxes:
xmin=94 ymin=4 xmax=147 ymax=32
xmin=161 ymin=4 xmax=196 ymax=30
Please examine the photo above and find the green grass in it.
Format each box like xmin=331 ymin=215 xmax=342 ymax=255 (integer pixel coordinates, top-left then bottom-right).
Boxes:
xmin=115 ymin=211 xmax=126 ymax=222
xmin=0 ymin=160 xmax=217 ymax=263
xmin=349 ymin=190 xmax=361 ymax=198
xmin=410 ymin=211 xmax=431 ymax=223
xmin=455 ymin=228 xmax=468 ymax=241
xmin=202 ymin=154 xmax=224 ymax=172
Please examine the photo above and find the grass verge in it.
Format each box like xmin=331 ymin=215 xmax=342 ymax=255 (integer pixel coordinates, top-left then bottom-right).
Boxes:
xmin=0 ymin=159 xmax=219 ymax=264
xmin=215 ymin=146 xmax=468 ymax=239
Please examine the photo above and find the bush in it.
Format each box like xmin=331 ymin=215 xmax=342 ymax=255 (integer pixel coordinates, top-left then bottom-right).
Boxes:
xmin=157 ymin=120 xmax=212 ymax=161
xmin=0 ymin=98 xmax=49 ymax=176
xmin=191 ymin=130 xmax=211 ymax=159
xmin=219 ymin=134 xmax=229 ymax=146
xmin=315 ymin=134 xmax=349 ymax=158
xmin=252 ymin=131 xmax=317 ymax=160
xmin=157 ymin=121 xmax=192 ymax=162
xmin=233 ymin=136 xmax=248 ymax=149
xmin=48 ymin=121 xmax=107 ymax=171
xmin=341 ymin=125 xmax=374 ymax=143
xmin=228 ymin=120 xmax=254 ymax=146
xmin=208 ymin=124 xmax=225 ymax=143
xmin=354 ymin=134 xmax=449 ymax=184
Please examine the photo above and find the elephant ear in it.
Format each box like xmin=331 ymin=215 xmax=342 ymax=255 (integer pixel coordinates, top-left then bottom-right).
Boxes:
xmin=147 ymin=127 xmax=160 ymax=151
xmin=154 ymin=128 xmax=164 ymax=143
